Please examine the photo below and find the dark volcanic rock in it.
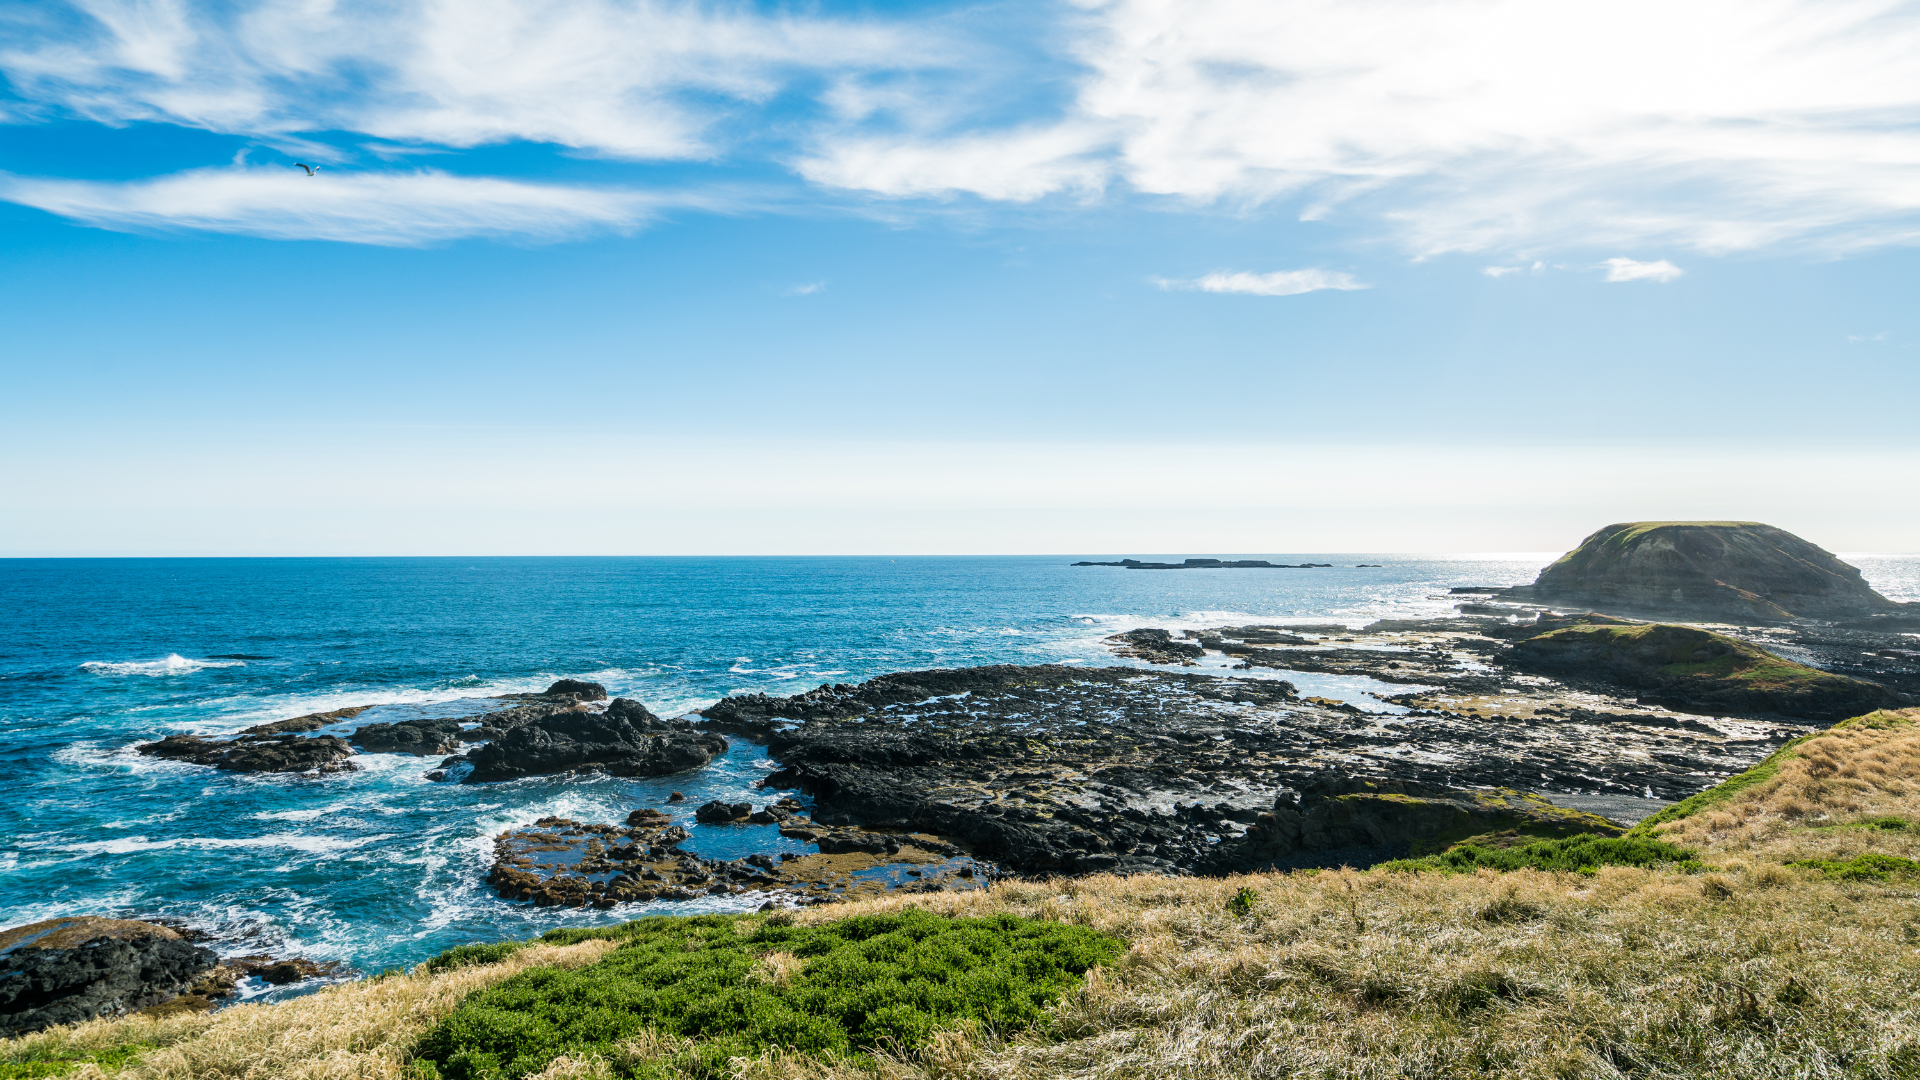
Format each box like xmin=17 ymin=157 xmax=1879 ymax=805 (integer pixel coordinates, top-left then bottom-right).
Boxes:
xmin=238 ymin=705 xmax=371 ymax=735
xmin=727 ymin=663 xmax=1792 ymax=877
xmin=136 ymin=732 xmax=356 ymax=774
xmin=543 ymin=679 xmax=609 ymax=701
xmin=1508 ymin=621 xmax=1904 ymax=721
xmin=352 ymin=718 xmax=465 ymax=756
xmin=694 ymin=800 xmax=751 ymax=823
xmin=1508 ymin=521 xmax=1908 ymax=622
xmin=1106 ymin=628 xmax=1205 ymax=665
xmin=0 ymin=917 xmax=216 ymax=1036
xmin=455 ymin=698 xmax=727 ymax=783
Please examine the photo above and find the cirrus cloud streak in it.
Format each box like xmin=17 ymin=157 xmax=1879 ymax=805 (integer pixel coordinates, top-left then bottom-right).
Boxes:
xmin=0 ymin=166 xmax=684 ymax=244
xmin=1153 ymin=269 xmax=1368 ymax=296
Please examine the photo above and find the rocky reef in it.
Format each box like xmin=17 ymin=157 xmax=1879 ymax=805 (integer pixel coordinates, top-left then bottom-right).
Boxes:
xmin=443 ymin=698 xmax=728 ymax=783
xmin=0 ymin=918 xmax=215 ymax=1036
xmin=129 ymin=680 xmax=667 ymax=777
xmin=485 ymin=808 xmax=978 ymax=909
xmin=1500 ymin=521 xmax=1910 ymax=622
xmin=0 ymin=917 xmax=337 ymax=1036
xmin=699 ymin=661 xmax=1797 ymax=877
xmin=135 ymin=732 xmax=357 ymax=774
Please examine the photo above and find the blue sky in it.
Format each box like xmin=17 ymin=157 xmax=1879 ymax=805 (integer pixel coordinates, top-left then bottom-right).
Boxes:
xmin=3 ymin=0 xmax=1917 ymax=556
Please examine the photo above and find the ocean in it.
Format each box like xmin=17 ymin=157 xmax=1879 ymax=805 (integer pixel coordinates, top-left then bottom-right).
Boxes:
xmin=5 ymin=553 xmax=1916 ymax=983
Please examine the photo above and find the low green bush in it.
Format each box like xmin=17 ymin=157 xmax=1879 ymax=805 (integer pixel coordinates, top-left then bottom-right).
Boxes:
xmin=423 ymin=941 xmax=531 ymax=974
xmin=1788 ymin=853 xmax=1920 ymax=881
xmin=0 ymin=1041 xmax=151 ymax=1078
xmin=412 ymin=910 xmax=1124 ymax=1080
xmin=1376 ymin=833 xmax=1698 ymax=875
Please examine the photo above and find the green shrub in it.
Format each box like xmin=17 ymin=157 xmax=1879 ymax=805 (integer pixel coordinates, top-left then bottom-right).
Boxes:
xmin=1227 ymin=886 xmax=1258 ymax=918
xmin=0 ymin=1041 xmax=151 ymax=1078
xmin=412 ymin=911 xmax=1124 ymax=1080
xmin=1375 ymin=833 xmax=1698 ymax=875
xmin=423 ymin=941 xmax=531 ymax=974
xmin=1788 ymin=853 xmax=1920 ymax=881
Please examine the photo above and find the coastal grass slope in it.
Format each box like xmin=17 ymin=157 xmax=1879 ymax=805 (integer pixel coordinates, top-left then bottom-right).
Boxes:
xmin=9 ymin=709 xmax=1920 ymax=1079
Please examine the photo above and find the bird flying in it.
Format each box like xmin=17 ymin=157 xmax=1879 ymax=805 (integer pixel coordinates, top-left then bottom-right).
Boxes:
xmin=295 ymin=163 xmax=318 ymax=176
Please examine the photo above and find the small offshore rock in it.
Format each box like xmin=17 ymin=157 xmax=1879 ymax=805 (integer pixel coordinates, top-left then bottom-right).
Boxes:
xmin=543 ymin=679 xmax=609 ymax=701
xmin=695 ymin=800 xmax=751 ymax=824
xmin=135 ymin=733 xmax=357 ymax=774
xmin=454 ymin=699 xmax=727 ymax=783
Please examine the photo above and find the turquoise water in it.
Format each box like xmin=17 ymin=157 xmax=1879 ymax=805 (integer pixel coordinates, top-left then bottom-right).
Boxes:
xmin=4 ymin=554 xmax=1914 ymax=976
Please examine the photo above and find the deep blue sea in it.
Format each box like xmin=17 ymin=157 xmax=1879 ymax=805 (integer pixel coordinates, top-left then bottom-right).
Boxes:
xmin=6 ymin=554 xmax=1917 ymax=983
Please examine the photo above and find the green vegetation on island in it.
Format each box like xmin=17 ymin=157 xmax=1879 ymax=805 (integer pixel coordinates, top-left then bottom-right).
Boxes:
xmin=1510 ymin=619 xmax=1900 ymax=720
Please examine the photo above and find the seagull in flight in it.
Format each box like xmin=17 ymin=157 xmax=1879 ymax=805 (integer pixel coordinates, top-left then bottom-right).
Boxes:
xmin=295 ymin=163 xmax=319 ymax=176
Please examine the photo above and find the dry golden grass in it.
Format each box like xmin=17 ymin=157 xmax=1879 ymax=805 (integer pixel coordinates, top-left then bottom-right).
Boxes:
xmin=1653 ymin=708 xmax=1920 ymax=867
xmin=11 ymin=710 xmax=1920 ymax=1079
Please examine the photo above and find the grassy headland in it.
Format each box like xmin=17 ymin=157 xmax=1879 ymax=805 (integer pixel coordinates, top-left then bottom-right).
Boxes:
xmin=10 ymin=709 xmax=1919 ymax=1080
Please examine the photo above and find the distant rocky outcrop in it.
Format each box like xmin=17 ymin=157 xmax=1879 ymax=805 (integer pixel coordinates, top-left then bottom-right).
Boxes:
xmin=1072 ymin=558 xmax=1336 ymax=570
xmin=135 ymin=732 xmax=357 ymax=774
xmin=0 ymin=917 xmax=215 ymax=1036
xmin=450 ymin=698 xmax=727 ymax=782
xmin=1506 ymin=521 xmax=1905 ymax=622
xmin=1507 ymin=621 xmax=1905 ymax=721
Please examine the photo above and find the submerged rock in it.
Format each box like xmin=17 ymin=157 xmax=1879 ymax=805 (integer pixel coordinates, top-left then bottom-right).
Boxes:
xmin=0 ymin=917 xmax=216 ymax=1036
xmin=135 ymin=732 xmax=357 ymax=774
xmin=237 ymin=705 xmax=371 ymax=735
xmin=1506 ymin=521 xmax=1910 ymax=622
xmin=453 ymin=698 xmax=727 ymax=783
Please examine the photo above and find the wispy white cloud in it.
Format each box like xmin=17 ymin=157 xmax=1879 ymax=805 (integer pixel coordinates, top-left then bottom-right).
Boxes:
xmin=0 ymin=165 xmax=673 ymax=244
xmin=1847 ymin=331 xmax=1889 ymax=343
xmin=10 ymin=0 xmax=1920 ymax=256
xmin=805 ymin=0 xmax=1920 ymax=255
xmin=1482 ymin=266 xmax=1522 ymax=278
xmin=1602 ymin=257 xmax=1685 ymax=283
xmin=796 ymin=125 xmax=1111 ymax=202
xmin=0 ymin=0 xmax=930 ymax=159
xmin=785 ymin=281 xmax=827 ymax=296
xmin=1154 ymin=269 xmax=1368 ymax=296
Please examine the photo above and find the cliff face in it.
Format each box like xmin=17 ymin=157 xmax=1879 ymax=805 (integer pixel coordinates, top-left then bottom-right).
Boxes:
xmin=1521 ymin=522 xmax=1900 ymax=622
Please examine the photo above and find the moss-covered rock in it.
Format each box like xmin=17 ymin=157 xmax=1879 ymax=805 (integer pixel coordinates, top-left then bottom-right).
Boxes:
xmin=1510 ymin=622 xmax=1902 ymax=721
xmin=1211 ymin=775 xmax=1623 ymax=870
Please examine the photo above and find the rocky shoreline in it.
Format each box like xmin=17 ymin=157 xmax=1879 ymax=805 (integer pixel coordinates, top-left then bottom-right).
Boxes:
xmin=479 ymin=599 xmax=1917 ymax=906
xmin=0 ymin=917 xmax=335 ymax=1037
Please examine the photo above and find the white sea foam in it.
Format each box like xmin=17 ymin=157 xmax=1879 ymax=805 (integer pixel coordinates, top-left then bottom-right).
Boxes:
xmin=59 ymin=833 xmax=378 ymax=856
xmin=80 ymin=654 xmax=244 ymax=677
xmin=253 ymin=808 xmax=332 ymax=822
